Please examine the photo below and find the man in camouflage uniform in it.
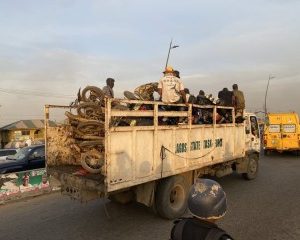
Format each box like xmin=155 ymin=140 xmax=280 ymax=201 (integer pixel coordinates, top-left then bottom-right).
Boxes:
xmin=232 ymin=84 xmax=245 ymax=122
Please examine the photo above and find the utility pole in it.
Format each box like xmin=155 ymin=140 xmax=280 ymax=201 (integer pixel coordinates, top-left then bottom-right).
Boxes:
xmin=264 ymin=74 xmax=275 ymax=120
xmin=165 ymin=39 xmax=179 ymax=68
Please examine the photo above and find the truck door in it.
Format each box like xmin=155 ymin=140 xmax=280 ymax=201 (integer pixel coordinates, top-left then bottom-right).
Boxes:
xmin=281 ymin=123 xmax=298 ymax=150
xmin=249 ymin=116 xmax=260 ymax=152
xmin=265 ymin=123 xmax=281 ymax=150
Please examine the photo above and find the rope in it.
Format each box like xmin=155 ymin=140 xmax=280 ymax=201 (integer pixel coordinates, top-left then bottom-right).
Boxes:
xmin=159 ymin=145 xmax=217 ymax=178
xmin=161 ymin=145 xmax=217 ymax=161
xmin=160 ymin=146 xmax=216 ymax=160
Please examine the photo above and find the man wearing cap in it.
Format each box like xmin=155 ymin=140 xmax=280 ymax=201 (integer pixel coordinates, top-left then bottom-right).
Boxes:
xmin=158 ymin=66 xmax=187 ymax=104
xmin=102 ymin=78 xmax=115 ymax=98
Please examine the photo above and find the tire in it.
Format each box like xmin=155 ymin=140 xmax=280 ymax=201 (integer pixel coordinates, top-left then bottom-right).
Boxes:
xmin=79 ymin=140 xmax=104 ymax=148
xmin=65 ymin=111 xmax=91 ymax=123
xmin=80 ymin=135 xmax=104 ymax=141
xmin=243 ymin=154 xmax=259 ymax=180
xmin=77 ymin=102 xmax=103 ymax=119
xmin=80 ymin=150 xmax=104 ymax=174
xmin=81 ymin=86 xmax=104 ymax=103
xmin=155 ymin=175 xmax=189 ymax=219
xmin=77 ymin=120 xmax=104 ymax=135
xmin=293 ymin=150 xmax=300 ymax=156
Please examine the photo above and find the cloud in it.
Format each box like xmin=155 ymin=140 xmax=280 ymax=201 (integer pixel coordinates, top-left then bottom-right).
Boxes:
xmin=0 ymin=0 xmax=300 ymax=126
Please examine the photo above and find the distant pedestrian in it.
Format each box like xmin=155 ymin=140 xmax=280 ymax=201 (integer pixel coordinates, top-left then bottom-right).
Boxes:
xmin=170 ymin=179 xmax=233 ymax=240
xmin=25 ymin=138 xmax=32 ymax=147
xmin=102 ymin=78 xmax=115 ymax=98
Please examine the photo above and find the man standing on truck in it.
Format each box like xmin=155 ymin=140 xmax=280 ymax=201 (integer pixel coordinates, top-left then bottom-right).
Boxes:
xmin=218 ymin=88 xmax=233 ymax=106
xmin=158 ymin=66 xmax=187 ymax=104
xmin=102 ymin=77 xmax=115 ymax=98
xmin=170 ymin=179 xmax=233 ymax=240
xmin=196 ymin=90 xmax=212 ymax=105
xmin=232 ymin=84 xmax=245 ymax=122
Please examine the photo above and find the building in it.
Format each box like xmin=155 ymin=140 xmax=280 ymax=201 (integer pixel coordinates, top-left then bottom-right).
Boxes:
xmin=0 ymin=119 xmax=57 ymax=148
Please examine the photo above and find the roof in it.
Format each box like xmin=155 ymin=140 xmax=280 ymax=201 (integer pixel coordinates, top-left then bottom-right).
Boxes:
xmin=0 ymin=120 xmax=57 ymax=130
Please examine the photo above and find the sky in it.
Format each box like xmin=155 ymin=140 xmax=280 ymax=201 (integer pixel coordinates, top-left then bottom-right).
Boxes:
xmin=0 ymin=0 xmax=299 ymax=126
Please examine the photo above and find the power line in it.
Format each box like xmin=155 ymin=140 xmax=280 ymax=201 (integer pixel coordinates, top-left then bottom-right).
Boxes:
xmin=0 ymin=87 xmax=75 ymax=99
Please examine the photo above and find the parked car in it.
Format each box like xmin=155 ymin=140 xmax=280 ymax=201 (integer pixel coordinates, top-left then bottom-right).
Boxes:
xmin=0 ymin=145 xmax=45 ymax=174
xmin=0 ymin=149 xmax=18 ymax=161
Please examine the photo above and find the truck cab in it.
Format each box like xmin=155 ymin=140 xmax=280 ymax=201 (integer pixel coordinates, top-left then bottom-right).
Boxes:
xmin=46 ymin=98 xmax=260 ymax=219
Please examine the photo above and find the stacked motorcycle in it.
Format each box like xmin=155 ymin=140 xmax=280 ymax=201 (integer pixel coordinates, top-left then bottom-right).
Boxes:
xmin=64 ymin=86 xmax=106 ymax=174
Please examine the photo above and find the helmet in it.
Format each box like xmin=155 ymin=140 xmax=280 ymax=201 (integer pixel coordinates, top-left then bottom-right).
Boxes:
xmin=163 ymin=66 xmax=174 ymax=73
xmin=188 ymin=179 xmax=227 ymax=220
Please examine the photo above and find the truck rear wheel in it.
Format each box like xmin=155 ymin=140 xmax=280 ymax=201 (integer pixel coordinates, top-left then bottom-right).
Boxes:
xmin=243 ymin=154 xmax=259 ymax=180
xmin=155 ymin=175 xmax=189 ymax=219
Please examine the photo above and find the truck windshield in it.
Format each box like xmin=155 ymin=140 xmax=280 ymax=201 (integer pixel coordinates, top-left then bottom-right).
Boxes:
xmin=7 ymin=147 xmax=33 ymax=160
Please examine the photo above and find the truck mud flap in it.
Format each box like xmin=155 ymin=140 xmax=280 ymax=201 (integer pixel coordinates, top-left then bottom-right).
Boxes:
xmin=61 ymin=174 xmax=105 ymax=202
xmin=50 ymin=169 xmax=105 ymax=202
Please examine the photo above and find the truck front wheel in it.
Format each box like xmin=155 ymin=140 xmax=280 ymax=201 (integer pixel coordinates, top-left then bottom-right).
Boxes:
xmin=243 ymin=154 xmax=259 ymax=180
xmin=155 ymin=175 xmax=189 ymax=219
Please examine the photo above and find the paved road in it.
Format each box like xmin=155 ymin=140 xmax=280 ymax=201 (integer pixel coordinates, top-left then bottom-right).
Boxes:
xmin=0 ymin=154 xmax=299 ymax=240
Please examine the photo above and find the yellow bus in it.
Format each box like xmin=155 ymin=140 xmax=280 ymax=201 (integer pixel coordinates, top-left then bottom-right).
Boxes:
xmin=264 ymin=112 xmax=300 ymax=155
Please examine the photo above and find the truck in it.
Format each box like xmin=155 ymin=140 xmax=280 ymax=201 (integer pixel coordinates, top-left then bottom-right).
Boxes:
xmin=264 ymin=112 xmax=300 ymax=155
xmin=45 ymin=97 xmax=260 ymax=219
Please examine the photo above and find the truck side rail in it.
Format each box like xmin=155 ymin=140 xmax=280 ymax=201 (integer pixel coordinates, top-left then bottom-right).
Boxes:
xmin=107 ymin=98 xmax=236 ymax=128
